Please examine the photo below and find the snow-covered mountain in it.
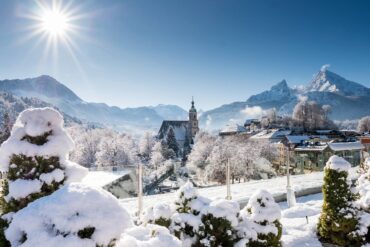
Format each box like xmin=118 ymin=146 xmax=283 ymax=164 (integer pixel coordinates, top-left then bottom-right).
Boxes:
xmin=0 ymin=91 xmax=81 ymax=126
xmin=0 ymin=76 xmax=187 ymax=133
xmin=306 ymin=68 xmax=370 ymax=97
xmin=149 ymin=104 xmax=188 ymax=120
xmin=200 ymin=68 xmax=370 ymax=130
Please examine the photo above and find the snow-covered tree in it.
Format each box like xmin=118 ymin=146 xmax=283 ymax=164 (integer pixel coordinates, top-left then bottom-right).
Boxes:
xmin=141 ymin=202 xmax=173 ymax=228
xmin=166 ymin=127 xmax=179 ymax=157
xmin=317 ymin=155 xmax=364 ymax=246
xmin=241 ymin=190 xmax=282 ymax=247
xmin=197 ymin=199 xmax=240 ymax=246
xmin=68 ymin=127 xmax=110 ymax=168
xmin=6 ymin=183 xmax=132 ymax=247
xmin=0 ymin=112 xmax=12 ymax=144
xmin=150 ymin=141 xmax=165 ymax=170
xmin=357 ymin=116 xmax=370 ymax=133
xmin=187 ymin=131 xmax=216 ymax=173
xmin=139 ymin=132 xmax=155 ymax=162
xmin=292 ymin=99 xmax=336 ymax=131
xmin=0 ymin=108 xmax=87 ymax=246
xmin=170 ymin=181 xmax=208 ymax=245
xmin=95 ymin=133 xmax=139 ymax=168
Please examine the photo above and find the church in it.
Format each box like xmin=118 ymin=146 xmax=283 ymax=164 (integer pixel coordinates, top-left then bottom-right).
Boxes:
xmin=157 ymin=98 xmax=199 ymax=150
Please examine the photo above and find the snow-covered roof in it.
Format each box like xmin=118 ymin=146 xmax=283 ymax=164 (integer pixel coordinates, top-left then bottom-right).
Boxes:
xmin=285 ymin=135 xmax=310 ymax=144
xmin=220 ymin=123 xmax=246 ymax=134
xmin=158 ymin=120 xmax=189 ymax=141
xmin=328 ymin=142 xmax=364 ymax=151
xmin=250 ymin=129 xmax=291 ymax=140
xmin=295 ymin=145 xmax=328 ymax=152
xmin=82 ymin=170 xmax=131 ymax=187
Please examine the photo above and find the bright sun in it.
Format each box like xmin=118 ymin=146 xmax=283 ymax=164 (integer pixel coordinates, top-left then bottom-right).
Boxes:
xmin=41 ymin=10 xmax=69 ymax=37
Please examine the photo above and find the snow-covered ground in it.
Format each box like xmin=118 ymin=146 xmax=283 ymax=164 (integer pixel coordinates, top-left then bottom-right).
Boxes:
xmin=119 ymin=167 xmax=358 ymax=214
xmin=280 ymin=193 xmax=323 ymax=247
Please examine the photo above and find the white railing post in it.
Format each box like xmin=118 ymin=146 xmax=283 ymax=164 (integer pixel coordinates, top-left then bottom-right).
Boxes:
xmin=226 ymin=159 xmax=232 ymax=200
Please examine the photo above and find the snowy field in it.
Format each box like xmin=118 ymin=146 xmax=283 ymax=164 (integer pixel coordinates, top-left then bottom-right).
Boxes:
xmin=118 ymin=167 xmax=358 ymax=214
xmin=279 ymin=193 xmax=323 ymax=247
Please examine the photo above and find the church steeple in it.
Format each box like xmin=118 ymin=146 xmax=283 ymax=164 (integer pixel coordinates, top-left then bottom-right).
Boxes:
xmin=189 ymin=97 xmax=199 ymax=138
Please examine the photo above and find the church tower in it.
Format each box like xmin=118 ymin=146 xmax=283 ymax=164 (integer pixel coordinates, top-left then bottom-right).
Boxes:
xmin=189 ymin=97 xmax=199 ymax=138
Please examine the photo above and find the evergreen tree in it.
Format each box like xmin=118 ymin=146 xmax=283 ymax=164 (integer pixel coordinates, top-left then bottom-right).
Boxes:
xmin=170 ymin=181 xmax=208 ymax=244
xmin=182 ymin=136 xmax=191 ymax=162
xmin=0 ymin=112 xmax=12 ymax=144
xmin=166 ymin=127 xmax=179 ymax=157
xmin=242 ymin=190 xmax=282 ymax=247
xmin=317 ymin=155 xmax=364 ymax=246
xmin=161 ymin=139 xmax=176 ymax=160
xmin=197 ymin=199 xmax=240 ymax=247
xmin=0 ymin=108 xmax=87 ymax=246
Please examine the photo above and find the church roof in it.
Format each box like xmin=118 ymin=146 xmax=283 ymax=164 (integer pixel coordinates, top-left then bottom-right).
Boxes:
xmin=158 ymin=120 xmax=189 ymax=141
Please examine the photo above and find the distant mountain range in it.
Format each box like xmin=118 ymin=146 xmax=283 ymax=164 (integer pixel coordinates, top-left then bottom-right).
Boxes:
xmin=199 ymin=68 xmax=370 ymax=130
xmin=0 ymin=67 xmax=369 ymax=133
xmin=0 ymin=75 xmax=188 ymax=133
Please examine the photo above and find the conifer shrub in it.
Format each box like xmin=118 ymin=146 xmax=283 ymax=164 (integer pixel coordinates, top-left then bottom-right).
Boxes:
xmin=0 ymin=108 xmax=87 ymax=246
xmin=197 ymin=199 xmax=240 ymax=247
xmin=240 ymin=189 xmax=282 ymax=247
xmin=170 ymin=181 xmax=206 ymax=242
xmin=141 ymin=202 xmax=172 ymax=228
xmin=317 ymin=155 xmax=364 ymax=246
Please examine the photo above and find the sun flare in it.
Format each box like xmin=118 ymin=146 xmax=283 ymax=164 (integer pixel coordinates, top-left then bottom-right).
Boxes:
xmin=40 ymin=9 xmax=69 ymax=37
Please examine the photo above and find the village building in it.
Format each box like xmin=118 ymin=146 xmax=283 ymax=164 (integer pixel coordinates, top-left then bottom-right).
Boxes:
xmin=157 ymin=98 xmax=199 ymax=150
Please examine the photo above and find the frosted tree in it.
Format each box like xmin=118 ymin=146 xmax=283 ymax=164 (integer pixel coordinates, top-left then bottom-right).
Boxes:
xmin=187 ymin=131 xmax=216 ymax=174
xmin=292 ymin=99 xmax=336 ymax=131
xmin=358 ymin=116 xmax=370 ymax=133
xmin=95 ymin=133 xmax=139 ymax=168
xmin=139 ymin=132 xmax=155 ymax=162
xmin=150 ymin=141 xmax=165 ymax=170
xmin=166 ymin=127 xmax=179 ymax=157
xmin=317 ymin=155 xmax=364 ymax=246
xmin=241 ymin=190 xmax=282 ymax=247
xmin=68 ymin=127 xmax=109 ymax=167
xmin=0 ymin=108 xmax=87 ymax=246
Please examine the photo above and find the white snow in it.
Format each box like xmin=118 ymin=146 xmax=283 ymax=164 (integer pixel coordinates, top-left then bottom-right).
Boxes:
xmin=120 ymin=167 xmax=359 ymax=214
xmin=6 ymin=183 xmax=133 ymax=247
xmin=280 ymin=193 xmax=323 ymax=247
xmin=117 ymin=224 xmax=181 ymax=247
xmin=202 ymin=199 xmax=240 ymax=226
xmin=0 ymin=107 xmax=88 ymax=182
xmin=39 ymin=168 xmax=65 ymax=185
xmin=328 ymin=141 xmax=364 ymax=151
xmin=82 ymin=170 xmax=131 ymax=187
xmin=5 ymin=179 xmax=42 ymax=201
xmin=325 ymin=155 xmax=351 ymax=172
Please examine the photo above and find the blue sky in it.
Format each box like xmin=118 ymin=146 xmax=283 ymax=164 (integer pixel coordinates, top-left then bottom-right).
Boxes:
xmin=0 ymin=0 xmax=370 ymax=110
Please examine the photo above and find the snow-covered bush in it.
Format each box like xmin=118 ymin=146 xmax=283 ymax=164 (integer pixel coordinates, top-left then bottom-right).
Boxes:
xmin=240 ymin=190 xmax=282 ymax=247
xmin=170 ymin=181 xmax=207 ymax=244
xmin=141 ymin=202 xmax=173 ymax=228
xmin=317 ymin=155 xmax=364 ymax=246
xmin=117 ymin=224 xmax=181 ymax=247
xmin=0 ymin=108 xmax=87 ymax=245
xmin=197 ymin=199 xmax=240 ymax=247
xmin=5 ymin=183 xmax=132 ymax=247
